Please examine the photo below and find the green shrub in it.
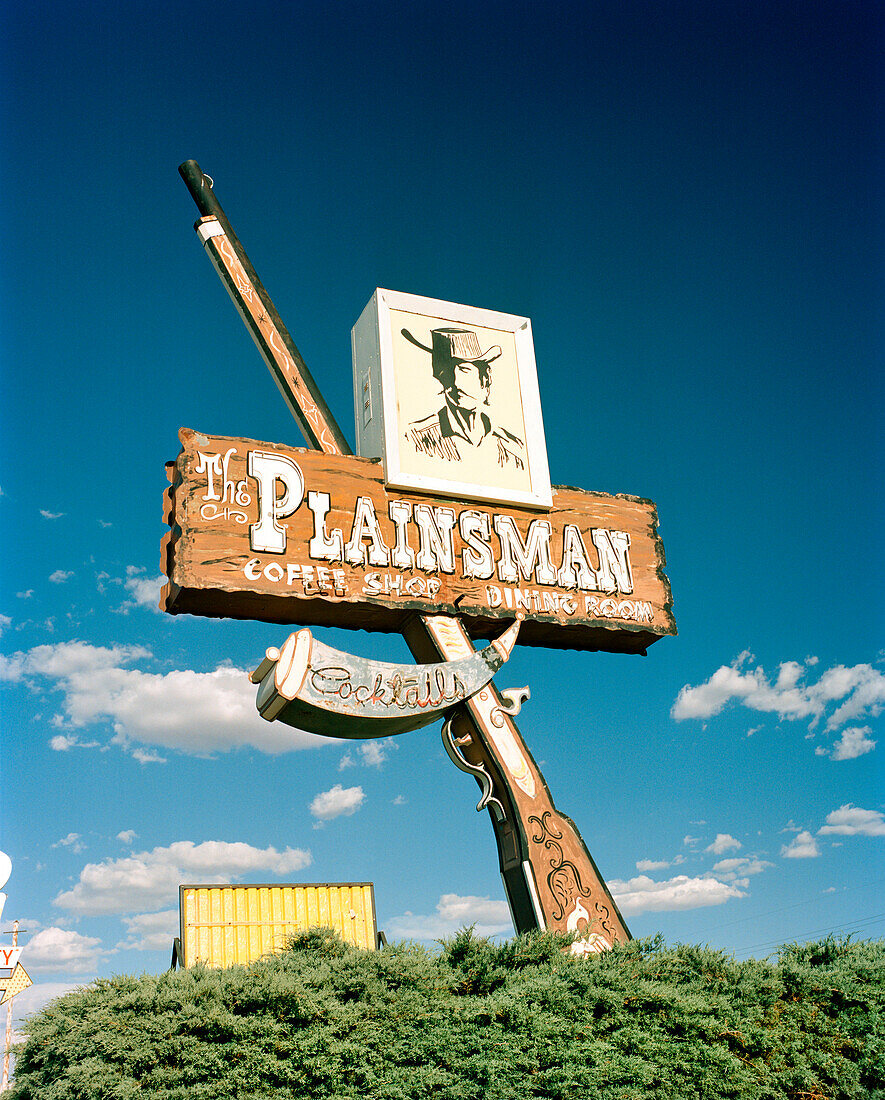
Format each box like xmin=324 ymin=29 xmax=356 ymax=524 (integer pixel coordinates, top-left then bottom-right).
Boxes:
xmin=11 ymin=930 xmax=884 ymax=1099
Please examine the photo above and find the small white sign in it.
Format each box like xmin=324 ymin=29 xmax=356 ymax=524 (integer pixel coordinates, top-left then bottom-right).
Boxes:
xmin=0 ymin=947 xmax=22 ymax=970
xmin=352 ymin=290 xmax=552 ymax=510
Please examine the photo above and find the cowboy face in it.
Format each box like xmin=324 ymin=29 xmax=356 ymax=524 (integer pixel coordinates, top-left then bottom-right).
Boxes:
xmin=448 ymin=360 xmax=491 ymax=411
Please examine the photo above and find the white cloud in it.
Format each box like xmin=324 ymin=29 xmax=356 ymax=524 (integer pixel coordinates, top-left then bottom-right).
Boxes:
xmin=53 ymin=840 xmax=312 ymax=915
xmin=117 ymin=910 xmax=179 ymax=951
xmin=0 ymin=654 xmax=25 ymax=681
xmin=357 ymin=740 xmax=397 ymax=767
xmin=706 ymin=833 xmax=741 ymax=855
xmin=49 ymin=570 xmax=73 ymax=584
xmin=672 ymin=654 xmax=885 ymax=733
xmin=826 ymin=726 xmax=876 ymax=761
xmin=132 ymin=748 xmax=167 ymax=765
xmin=13 ymin=640 xmax=151 ymax=679
xmin=338 ymin=741 xmax=398 ymax=769
xmin=711 ymin=857 xmax=772 ymax=880
xmin=52 ymin=833 xmax=85 ymax=853
xmin=781 ymin=831 xmax=820 ymax=858
xmin=119 ymin=569 xmax=165 ymax=614
xmin=818 ymin=805 xmax=885 ymax=837
xmin=16 ymin=590 xmax=34 ymax=599
xmin=609 ymin=874 xmax=747 ymax=915
xmin=309 ymin=785 xmax=365 ymax=821
xmin=2 ymin=640 xmax=327 ymax=755
xmin=40 ymin=511 xmax=65 ymax=520
xmin=49 ymin=733 xmax=100 ymax=751
xmin=26 ymin=927 xmax=107 ymax=974
xmin=387 ymin=894 xmax=512 ymax=941
xmin=636 ymin=859 xmax=671 ymax=871
xmin=0 ymin=614 xmax=11 ymax=637
xmin=117 ymin=830 xmax=137 ymax=844
xmin=682 ymin=835 xmax=700 ymax=847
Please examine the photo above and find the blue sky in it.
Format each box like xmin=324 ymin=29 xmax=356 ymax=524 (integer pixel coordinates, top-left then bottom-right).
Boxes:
xmin=2 ymin=0 xmax=882 ymax=1026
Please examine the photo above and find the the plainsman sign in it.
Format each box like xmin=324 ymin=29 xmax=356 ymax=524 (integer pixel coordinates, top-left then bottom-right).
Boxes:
xmin=162 ymin=428 xmax=674 ymax=654
xmin=168 ymin=161 xmax=678 ymax=948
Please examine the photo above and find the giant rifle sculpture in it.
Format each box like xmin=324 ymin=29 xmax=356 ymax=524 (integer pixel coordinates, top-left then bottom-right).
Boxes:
xmin=167 ymin=160 xmax=675 ymax=950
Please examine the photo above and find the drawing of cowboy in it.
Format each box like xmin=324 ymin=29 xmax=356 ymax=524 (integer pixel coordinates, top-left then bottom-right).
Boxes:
xmin=401 ymin=327 xmax=525 ymax=469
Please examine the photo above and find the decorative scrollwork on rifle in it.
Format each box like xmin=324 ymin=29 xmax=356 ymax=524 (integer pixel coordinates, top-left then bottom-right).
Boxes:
xmin=441 ymin=714 xmax=505 ymax=822
xmin=594 ymin=899 xmax=612 ymax=930
xmin=485 ymin=686 xmax=530 ymax=729
xmin=528 ymin=811 xmax=613 ymax=936
xmin=499 ymin=686 xmax=530 ymax=716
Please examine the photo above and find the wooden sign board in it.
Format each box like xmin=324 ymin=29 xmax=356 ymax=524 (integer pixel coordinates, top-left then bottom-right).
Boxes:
xmin=162 ymin=428 xmax=675 ymax=653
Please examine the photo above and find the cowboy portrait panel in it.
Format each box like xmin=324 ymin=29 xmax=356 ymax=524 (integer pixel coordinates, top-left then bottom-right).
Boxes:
xmin=352 ymin=291 xmax=552 ymax=509
xmin=391 ymin=308 xmax=532 ymax=493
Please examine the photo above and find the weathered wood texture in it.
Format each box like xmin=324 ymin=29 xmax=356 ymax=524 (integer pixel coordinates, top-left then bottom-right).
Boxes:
xmin=162 ymin=428 xmax=675 ymax=654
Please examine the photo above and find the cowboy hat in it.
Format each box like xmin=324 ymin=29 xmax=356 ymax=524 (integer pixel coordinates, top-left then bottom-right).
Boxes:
xmin=401 ymin=326 xmax=502 ymax=366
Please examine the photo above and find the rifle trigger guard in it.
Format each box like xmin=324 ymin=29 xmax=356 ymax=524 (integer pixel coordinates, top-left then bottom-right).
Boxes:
xmin=441 ymin=714 xmax=506 ymax=823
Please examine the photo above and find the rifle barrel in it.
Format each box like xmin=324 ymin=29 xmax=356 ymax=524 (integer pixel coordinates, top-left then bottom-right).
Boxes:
xmin=178 ymin=160 xmax=352 ymax=455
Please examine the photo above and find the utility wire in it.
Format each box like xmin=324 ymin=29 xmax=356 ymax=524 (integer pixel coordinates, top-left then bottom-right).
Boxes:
xmin=695 ymin=876 xmax=885 ymax=934
xmin=733 ymin=912 xmax=885 ymax=958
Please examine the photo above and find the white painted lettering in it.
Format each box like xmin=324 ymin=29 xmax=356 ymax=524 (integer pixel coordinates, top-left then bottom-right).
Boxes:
xmin=414 ymin=505 xmax=456 ymax=573
xmin=460 ymin=510 xmax=495 ymax=579
xmin=592 ymin=529 xmax=634 ymax=593
xmin=363 ymin=572 xmax=383 ymax=595
xmin=494 ymin=516 xmax=557 ymax=585
xmin=307 ymin=491 xmax=344 ymax=561
xmin=196 ymin=452 xmax=223 ymax=501
xmin=345 ymin=497 xmax=391 ymax=566
xmin=388 ymin=501 xmax=416 ymax=569
xmin=248 ymin=451 xmax=305 ymax=554
xmin=383 ymin=574 xmax=403 ymax=596
xmin=557 ymin=524 xmax=598 ymax=590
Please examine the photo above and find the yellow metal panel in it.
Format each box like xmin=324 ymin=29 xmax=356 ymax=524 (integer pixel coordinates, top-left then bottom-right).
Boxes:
xmin=179 ymin=883 xmax=377 ymax=967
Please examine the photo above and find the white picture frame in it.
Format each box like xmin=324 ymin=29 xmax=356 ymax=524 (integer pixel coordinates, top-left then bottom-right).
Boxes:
xmin=352 ymin=289 xmax=552 ymax=510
